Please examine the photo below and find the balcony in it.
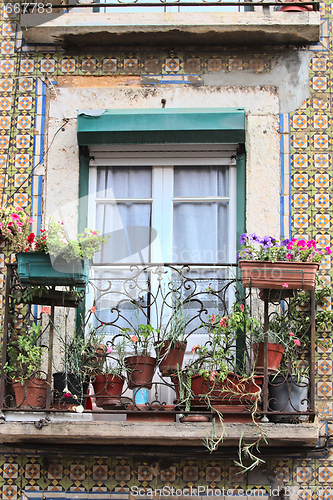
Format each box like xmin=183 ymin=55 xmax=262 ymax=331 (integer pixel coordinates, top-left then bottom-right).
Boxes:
xmin=15 ymin=0 xmax=321 ymax=47
xmin=0 ymin=262 xmax=321 ymax=462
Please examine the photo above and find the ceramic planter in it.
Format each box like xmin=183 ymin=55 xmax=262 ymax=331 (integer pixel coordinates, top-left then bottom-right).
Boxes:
xmin=268 ymin=374 xmax=309 ymax=422
xmin=16 ymin=252 xmax=90 ymax=286
xmin=157 ymin=340 xmax=187 ymax=376
xmin=53 ymin=372 xmax=89 ymax=408
xmin=124 ymin=355 xmax=156 ymax=389
xmin=92 ymin=373 xmax=124 ymax=408
xmin=253 ymin=342 xmax=285 ymax=374
xmin=13 ymin=377 xmax=47 ymax=409
xmin=238 ymin=260 xmax=319 ymax=290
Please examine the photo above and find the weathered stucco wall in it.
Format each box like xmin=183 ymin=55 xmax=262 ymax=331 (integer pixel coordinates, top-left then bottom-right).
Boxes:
xmin=47 ymin=82 xmax=280 ymax=242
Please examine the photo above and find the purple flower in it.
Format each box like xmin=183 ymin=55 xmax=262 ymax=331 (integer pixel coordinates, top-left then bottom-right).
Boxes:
xmin=249 ymin=233 xmax=261 ymax=243
xmin=261 ymin=235 xmax=272 ymax=248
xmin=239 ymin=233 xmax=247 ymax=245
xmin=282 ymin=239 xmax=290 ymax=246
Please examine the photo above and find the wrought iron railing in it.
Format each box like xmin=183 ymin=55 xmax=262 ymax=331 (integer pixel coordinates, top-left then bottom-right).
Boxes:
xmin=0 ymin=263 xmax=316 ymax=425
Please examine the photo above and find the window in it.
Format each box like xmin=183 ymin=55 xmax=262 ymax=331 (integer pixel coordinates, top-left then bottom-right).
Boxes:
xmin=86 ymin=144 xmax=238 ymax=347
xmin=88 ymin=144 xmax=237 ymax=266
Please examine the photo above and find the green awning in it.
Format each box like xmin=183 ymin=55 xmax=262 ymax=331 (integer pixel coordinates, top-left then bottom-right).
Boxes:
xmin=77 ymin=108 xmax=246 ymax=145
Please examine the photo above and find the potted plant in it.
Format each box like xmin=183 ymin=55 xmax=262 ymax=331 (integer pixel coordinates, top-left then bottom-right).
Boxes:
xmin=123 ymin=324 xmax=158 ymax=389
xmin=156 ymin=297 xmax=188 ymax=376
xmin=174 ymin=303 xmax=262 ymax=410
xmin=53 ymin=324 xmax=103 ymax=410
xmin=91 ymin=339 xmax=126 ymax=409
xmin=3 ymin=323 xmax=48 ymax=409
xmin=252 ymin=323 xmax=287 ymax=374
xmin=0 ymin=206 xmax=33 ymax=252
xmin=238 ymin=233 xmax=331 ymax=290
xmin=16 ymin=218 xmax=107 ymax=286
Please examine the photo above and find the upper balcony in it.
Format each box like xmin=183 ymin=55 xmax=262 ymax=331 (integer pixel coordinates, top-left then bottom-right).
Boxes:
xmin=15 ymin=0 xmax=321 ymax=48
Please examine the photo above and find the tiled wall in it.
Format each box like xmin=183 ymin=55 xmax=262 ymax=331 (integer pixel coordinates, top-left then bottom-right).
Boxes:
xmin=0 ymin=2 xmax=333 ymax=500
xmin=1 ymin=452 xmax=333 ymax=498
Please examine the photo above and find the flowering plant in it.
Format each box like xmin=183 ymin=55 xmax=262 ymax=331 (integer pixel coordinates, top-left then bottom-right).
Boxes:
xmin=0 ymin=206 xmax=33 ymax=252
xmin=123 ymin=324 xmax=159 ymax=357
xmin=187 ymin=303 xmax=259 ymax=382
xmin=25 ymin=218 xmax=107 ymax=263
xmin=238 ymin=233 xmax=331 ymax=264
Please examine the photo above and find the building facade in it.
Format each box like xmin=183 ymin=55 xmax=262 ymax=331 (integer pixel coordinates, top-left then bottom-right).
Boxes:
xmin=0 ymin=1 xmax=331 ymax=499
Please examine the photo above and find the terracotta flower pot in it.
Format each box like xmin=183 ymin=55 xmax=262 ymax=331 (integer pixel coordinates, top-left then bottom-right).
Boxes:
xmin=238 ymin=260 xmax=319 ymax=290
xmin=172 ymin=372 xmax=263 ymax=407
xmin=125 ymin=356 xmax=156 ymax=389
xmin=92 ymin=373 xmax=124 ymax=408
xmin=253 ymin=342 xmax=285 ymax=373
xmin=157 ymin=340 xmax=187 ymax=376
xmin=13 ymin=377 xmax=47 ymax=409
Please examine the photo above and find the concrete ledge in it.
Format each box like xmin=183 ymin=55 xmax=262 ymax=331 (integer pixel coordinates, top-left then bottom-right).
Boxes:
xmin=0 ymin=420 xmax=319 ymax=447
xmin=20 ymin=11 xmax=321 ymax=46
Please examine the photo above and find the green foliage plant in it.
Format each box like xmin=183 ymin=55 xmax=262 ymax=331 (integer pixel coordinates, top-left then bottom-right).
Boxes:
xmin=4 ymin=323 xmax=47 ymax=384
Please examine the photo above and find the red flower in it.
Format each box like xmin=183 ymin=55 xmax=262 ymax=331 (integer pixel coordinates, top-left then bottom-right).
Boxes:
xmin=27 ymin=233 xmax=35 ymax=244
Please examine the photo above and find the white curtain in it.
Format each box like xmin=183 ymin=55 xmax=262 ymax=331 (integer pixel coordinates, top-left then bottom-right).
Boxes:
xmin=95 ymin=167 xmax=152 ymax=264
xmin=173 ymin=166 xmax=229 ymax=263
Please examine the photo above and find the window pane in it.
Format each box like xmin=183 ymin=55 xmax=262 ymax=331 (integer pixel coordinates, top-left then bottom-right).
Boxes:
xmin=173 ymin=202 xmax=229 ymax=263
xmin=173 ymin=166 xmax=229 ymax=197
xmin=97 ymin=166 xmax=152 ymax=198
xmin=95 ymin=203 xmax=152 ymax=263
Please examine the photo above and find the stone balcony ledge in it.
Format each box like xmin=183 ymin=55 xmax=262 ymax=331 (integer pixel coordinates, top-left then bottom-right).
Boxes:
xmin=0 ymin=415 xmax=319 ymax=448
xmin=20 ymin=11 xmax=321 ymax=47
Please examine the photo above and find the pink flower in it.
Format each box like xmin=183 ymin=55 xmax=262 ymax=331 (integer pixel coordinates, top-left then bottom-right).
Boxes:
xmin=90 ymin=305 xmax=96 ymax=313
xmin=90 ymin=230 xmax=98 ymax=236
xmin=107 ymin=346 xmax=113 ymax=354
xmin=210 ymin=314 xmax=216 ymax=324
xmin=131 ymin=335 xmax=138 ymax=343
xmin=219 ymin=317 xmax=228 ymax=328
xmin=294 ymin=339 xmax=301 ymax=346
xmin=64 ymin=392 xmax=71 ymax=398
xmin=41 ymin=306 xmax=51 ymax=315
xmin=282 ymin=283 xmax=289 ymax=288
xmin=326 ymin=247 xmax=332 ymax=255
xmin=240 ymin=304 xmax=245 ymax=312
xmin=10 ymin=213 xmax=20 ymax=221
xmin=286 ymin=253 xmax=293 ymax=260
xmin=8 ymin=222 xmax=13 ymax=227
xmin=288 ymin=332 xmax=294 ymax=336
xmin=210 ymin=371 xmax=218 ymax=381
xmin=191 ymin=345 xmax=200 ymax=354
